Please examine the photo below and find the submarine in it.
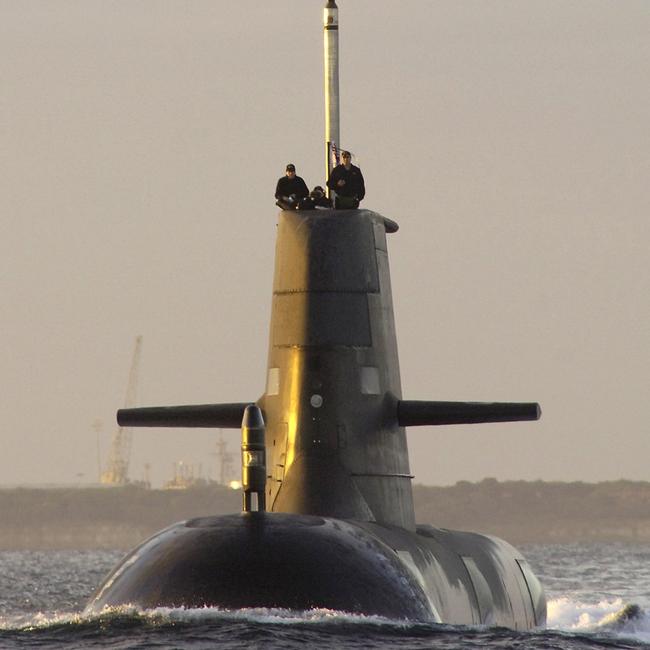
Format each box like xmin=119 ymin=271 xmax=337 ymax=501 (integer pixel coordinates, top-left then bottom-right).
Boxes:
xmin=86 ymin=1 xmax=547 ymax=628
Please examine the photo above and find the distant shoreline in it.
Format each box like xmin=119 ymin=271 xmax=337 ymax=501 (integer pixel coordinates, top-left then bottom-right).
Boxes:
xmin=413 ymin=479 xmax=650 ymax=545
xmin=1 ymin=479 xmax=649 ymax=550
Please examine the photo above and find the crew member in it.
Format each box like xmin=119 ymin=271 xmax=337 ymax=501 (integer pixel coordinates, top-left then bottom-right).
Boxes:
xmin=275 ymin=164 xmax=309 ymax=210
xmin=306 ymin=185 xmax=332 ymax=209
xmin=326 ymin=151 xmax=365 ymax=209
xmin=295 ymin=185 xmax=333 ymax=210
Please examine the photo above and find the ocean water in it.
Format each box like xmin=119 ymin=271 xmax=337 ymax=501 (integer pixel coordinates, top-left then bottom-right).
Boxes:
xmin=1 ymin=543 xmax=650 ymax=649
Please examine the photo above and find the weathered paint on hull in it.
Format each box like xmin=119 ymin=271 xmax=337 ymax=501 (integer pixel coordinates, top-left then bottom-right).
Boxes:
xmin=85 ymin=512 xmax=545 ymax=627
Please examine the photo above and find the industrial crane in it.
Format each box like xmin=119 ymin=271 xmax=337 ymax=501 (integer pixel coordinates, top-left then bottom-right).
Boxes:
xmin=100 ymin=335 xmax=142 ymax=485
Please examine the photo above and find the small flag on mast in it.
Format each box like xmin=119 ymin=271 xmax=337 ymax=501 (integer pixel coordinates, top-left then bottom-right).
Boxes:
xmin=331 ymin=141 xmax=340 ymax=166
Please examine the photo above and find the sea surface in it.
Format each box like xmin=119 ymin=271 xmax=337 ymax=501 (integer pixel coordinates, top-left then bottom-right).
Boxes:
xmin=1 ymin=543 xmax=650 ymax=649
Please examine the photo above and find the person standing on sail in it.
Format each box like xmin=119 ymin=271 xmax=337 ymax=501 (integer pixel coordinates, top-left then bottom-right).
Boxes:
xmin=326 ymin=150 xmax=365 ymax=209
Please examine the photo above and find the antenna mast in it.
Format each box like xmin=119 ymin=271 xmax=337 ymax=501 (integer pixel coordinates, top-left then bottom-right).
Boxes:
xmin=324 ymin=0 xmax=340 ymax=196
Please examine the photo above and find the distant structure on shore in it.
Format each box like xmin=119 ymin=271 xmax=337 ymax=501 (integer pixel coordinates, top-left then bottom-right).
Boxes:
xmin=213 ymin=431 xmax=236 ymax=486
xmin=98 ymin=338 xmax=239 ymax=491
xmin=100 ymin=336 xmax=142 ymax=486
xmin=163 ymin=461 xmax=207 ymax=490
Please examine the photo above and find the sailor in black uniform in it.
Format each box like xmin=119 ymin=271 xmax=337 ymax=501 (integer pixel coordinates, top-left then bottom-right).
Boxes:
xmin=326 ymin=151 xmax=365 ymax=209
xmin=275 ymin=163 xmax=309 ymax=210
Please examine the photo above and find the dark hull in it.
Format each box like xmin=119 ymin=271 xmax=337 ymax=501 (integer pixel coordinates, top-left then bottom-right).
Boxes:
xmin=85 ymin=513 xmax=545 ymax=628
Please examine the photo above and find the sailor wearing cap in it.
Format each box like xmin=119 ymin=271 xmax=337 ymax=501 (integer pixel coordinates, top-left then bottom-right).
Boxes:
xmin=326 ymin=151 xmax=365 ymax=209
xmin=275 ymin=164 xmax=310 ymax=210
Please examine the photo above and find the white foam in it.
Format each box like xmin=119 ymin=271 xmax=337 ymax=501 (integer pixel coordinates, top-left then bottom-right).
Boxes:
xmin=1 ymin=604 xmax=408 ymax=632
xmin=121 ymin=604 xmax=409 ymax=627
xmin=547 ymin=596 xmax=625 ymax=629
xmin=547 ymin=596 xmax=650 ymax=643
xmin=6 ymin=599 xmax=650 ymax=644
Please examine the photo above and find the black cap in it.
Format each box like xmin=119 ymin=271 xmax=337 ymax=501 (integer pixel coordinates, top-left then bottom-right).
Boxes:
xmin=286 ymin=164 xmax=296 ymax=171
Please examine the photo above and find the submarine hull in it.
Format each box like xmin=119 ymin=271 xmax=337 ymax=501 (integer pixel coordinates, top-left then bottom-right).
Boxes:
xmin=85 ymin=512 xmax=545 ymax=627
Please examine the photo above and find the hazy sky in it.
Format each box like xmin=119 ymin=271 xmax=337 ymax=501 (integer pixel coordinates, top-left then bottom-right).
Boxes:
xmin=1 ymin=1 xmax=648 ymax=488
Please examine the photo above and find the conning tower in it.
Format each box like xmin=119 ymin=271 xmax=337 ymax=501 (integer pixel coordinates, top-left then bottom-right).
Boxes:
xmin=262 ymin=209 xmax=412 ymax=528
